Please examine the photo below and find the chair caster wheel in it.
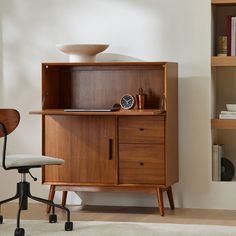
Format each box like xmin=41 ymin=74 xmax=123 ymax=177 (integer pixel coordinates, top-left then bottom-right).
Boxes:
xmin=0 ymin=215 xmax=3 ymax=224
xmin=49 ymin=214 xmax=57 ymax=223
xmin=15 ymin=228 xmax=25 ymax=236
xmin=65 ymin=221 xmax=73 ymax=231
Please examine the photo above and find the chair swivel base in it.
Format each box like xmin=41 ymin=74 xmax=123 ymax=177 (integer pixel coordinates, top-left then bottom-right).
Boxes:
xmin=0 ymin=180 xmax=73 ymax=235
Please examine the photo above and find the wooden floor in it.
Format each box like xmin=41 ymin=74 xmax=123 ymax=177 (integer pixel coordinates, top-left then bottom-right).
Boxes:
xmin=1 ymin=203 xmax=236 ymax=226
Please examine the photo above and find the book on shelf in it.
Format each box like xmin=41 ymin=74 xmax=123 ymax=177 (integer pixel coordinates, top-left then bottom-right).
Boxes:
xmin=221 ymin=111 xmax=236 ymax=114
xmin=212 ymin=144 xmax=224 ymax=181
xmin=227 ymin=15 xmax=236 ymax=56
xmin=219 ymin=113 xmax=236 ymax=119
xmin=219 ymin=111 xmax=236 ymax=119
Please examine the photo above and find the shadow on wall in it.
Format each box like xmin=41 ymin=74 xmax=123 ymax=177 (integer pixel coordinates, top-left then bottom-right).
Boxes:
xmin=96 ymin=53 xmax=144 ymax=62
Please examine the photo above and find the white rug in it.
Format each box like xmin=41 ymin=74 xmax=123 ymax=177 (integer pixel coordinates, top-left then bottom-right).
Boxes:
xmin=1 ymin=220 xmax=236 ymax=236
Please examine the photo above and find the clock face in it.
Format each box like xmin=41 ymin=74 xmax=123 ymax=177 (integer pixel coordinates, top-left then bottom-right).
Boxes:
xmin=120 ymin=94 xmax=135 ymax=110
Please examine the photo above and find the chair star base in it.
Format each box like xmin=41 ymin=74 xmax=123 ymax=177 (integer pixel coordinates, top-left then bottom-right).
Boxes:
xmin=0 ymin=173 xmax=73 ymax=235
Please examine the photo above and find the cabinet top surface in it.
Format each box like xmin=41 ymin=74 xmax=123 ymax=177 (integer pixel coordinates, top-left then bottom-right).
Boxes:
xmin=42 ymin=61 xmax=176 ymax=67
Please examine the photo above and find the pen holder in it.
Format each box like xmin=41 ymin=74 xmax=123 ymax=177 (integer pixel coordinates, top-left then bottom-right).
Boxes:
xmin=136 ymin=94 xmax=146 ymax=109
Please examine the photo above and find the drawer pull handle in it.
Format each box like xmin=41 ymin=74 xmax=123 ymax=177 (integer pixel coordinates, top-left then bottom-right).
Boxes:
xmin=140 ymin=162 xmax=144 ymax=166
xmin=109 ymin=139 xmax=113 ymax=160
xmin=139 ymin=128 xmax=144 ymax=131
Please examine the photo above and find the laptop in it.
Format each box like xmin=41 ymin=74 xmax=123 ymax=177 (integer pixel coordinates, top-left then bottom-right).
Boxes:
xmin=64 ymin=104 xmax=121 ymax=112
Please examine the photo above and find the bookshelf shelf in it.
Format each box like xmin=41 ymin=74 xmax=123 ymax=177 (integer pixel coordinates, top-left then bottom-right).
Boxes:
xmin=211 ymin=119 xmax=236 ymax=129
xmin=212 ymin=0 xmax=236 ymax=4
xmin=212 ymin=56 xmax=236 ymax=66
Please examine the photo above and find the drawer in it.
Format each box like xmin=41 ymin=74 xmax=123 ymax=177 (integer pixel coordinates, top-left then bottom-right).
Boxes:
xmin=119 ymin=116 xmax=164 ymax=144
xmin=119 ymin=144 xmax=165 ymax=185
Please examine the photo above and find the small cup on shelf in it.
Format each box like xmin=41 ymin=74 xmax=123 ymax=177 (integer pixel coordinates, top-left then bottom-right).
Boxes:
xmin=136 ymin=88 xmax=146 ymax=110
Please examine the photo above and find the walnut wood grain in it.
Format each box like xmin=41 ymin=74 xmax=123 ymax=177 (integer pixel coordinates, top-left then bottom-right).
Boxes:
xmin=119 ymin=144 xmax=165 ymax=184
xmin=167 ymin=186 xmax=175 ymax=210
xmin=62 ymin=191 xmax=67 ymax=206
xmin=46 ymin=185 xmax=56 ymax=213
xmin=44 ymin=115 xmax=72 ymax=183
xmin=0 ymin=109 xmax=20 ymax=137
xmin=119 ymin=116 xmax=164 ymax=144
xmin=164 ymin=63 xmax=179 ymax=186
xmin=42 ymin=63 xmax=165 ymax=110
xmin=44 ymin=115 xmax=117 ymax=184
xmin=156 ymin=188 xmax=164 ymax=216
xmin=30 ymin=109 xmax=164 ymax=116
xmin=70 ymin=116 xmax=117 ymax=183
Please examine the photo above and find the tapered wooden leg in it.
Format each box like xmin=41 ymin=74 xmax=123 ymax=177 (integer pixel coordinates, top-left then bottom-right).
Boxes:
xmin=62 ymin=191 xmax=68 ymax=206
xmin=47 ymin=185 xmax=56 ymax=213
xmin=167 ymin=186 xmax=175 ymax=210
xmin=156 ymin=187 xmax=164 ymax=216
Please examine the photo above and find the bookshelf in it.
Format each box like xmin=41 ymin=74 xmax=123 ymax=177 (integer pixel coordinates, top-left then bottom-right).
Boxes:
xmin=211 ymin=0 xmax=236 ymax=181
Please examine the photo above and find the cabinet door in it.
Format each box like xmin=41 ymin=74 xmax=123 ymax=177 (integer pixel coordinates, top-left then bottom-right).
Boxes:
xmin=71 ymin=116 xmax=117 ymax=184
xmin=44 ymin=115 xmax=117 ymax=184
xmin=44 ymin=115 xmax=72 ymax=183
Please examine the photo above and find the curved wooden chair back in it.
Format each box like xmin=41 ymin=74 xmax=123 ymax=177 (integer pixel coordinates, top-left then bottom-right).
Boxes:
xmin=0 ymin=109 xmax=20 ymax=137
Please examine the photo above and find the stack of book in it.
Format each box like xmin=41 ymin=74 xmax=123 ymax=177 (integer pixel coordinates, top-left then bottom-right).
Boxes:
xmin=212 ymin=144 xmax=224 ymax=181
xmin=219 ymin=111 xmax=236 ymax=119
xmin=227 ymin=15 xmax=236 ymax=56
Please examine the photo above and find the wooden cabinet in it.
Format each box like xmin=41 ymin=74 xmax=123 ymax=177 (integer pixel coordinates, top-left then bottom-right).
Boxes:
xmin=31 ymin=62 xmax=178 ymax=216
xmin=211 ymin=0 xmax=236 ymax=181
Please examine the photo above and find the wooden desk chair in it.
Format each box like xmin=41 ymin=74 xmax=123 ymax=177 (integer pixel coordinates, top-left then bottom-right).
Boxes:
xmin=0 ymin=109 xmax=73 ymax=236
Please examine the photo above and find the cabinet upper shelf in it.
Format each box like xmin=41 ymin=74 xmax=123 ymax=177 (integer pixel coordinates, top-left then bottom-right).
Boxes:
xmin=211 ymin=56 xmax=236 ymax=66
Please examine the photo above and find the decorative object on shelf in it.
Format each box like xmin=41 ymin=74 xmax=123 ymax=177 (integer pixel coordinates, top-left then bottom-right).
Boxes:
xmin=221 ymin=157 xmax=235 ymax=181
xmin=226 ymin=104 xmax=236 ymax=111
xmin=217 ymin=36 xmax=227 ymax=56
xmin=136 ymin=88 xmax=146 ymax=110
xmin=120 ymin=94 xmax=135 ymax=110
xmin=56 ymin=44 xmax=109 ymax=62
xmin=219 ymin=104 xmax=236 ymax=119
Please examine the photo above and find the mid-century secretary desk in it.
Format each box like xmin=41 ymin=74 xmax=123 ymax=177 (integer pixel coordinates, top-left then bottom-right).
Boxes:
xmin=31 ymin=62 xmax=178 ymax=216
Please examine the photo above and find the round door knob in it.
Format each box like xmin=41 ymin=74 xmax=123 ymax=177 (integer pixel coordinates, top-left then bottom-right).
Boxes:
xmin=139 ymin=128 xmax=144 ymax=131
xmin=140 ymin=162 xmax=144 ymax=166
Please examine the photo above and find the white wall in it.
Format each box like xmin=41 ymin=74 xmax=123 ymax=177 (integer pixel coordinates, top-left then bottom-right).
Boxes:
xmin=1 ymin=0 xmax=233 ymax=210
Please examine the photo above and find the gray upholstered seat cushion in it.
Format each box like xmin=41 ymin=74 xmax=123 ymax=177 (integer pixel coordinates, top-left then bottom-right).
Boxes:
xmin=0 ymin=154 xmax=64 ymax=168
